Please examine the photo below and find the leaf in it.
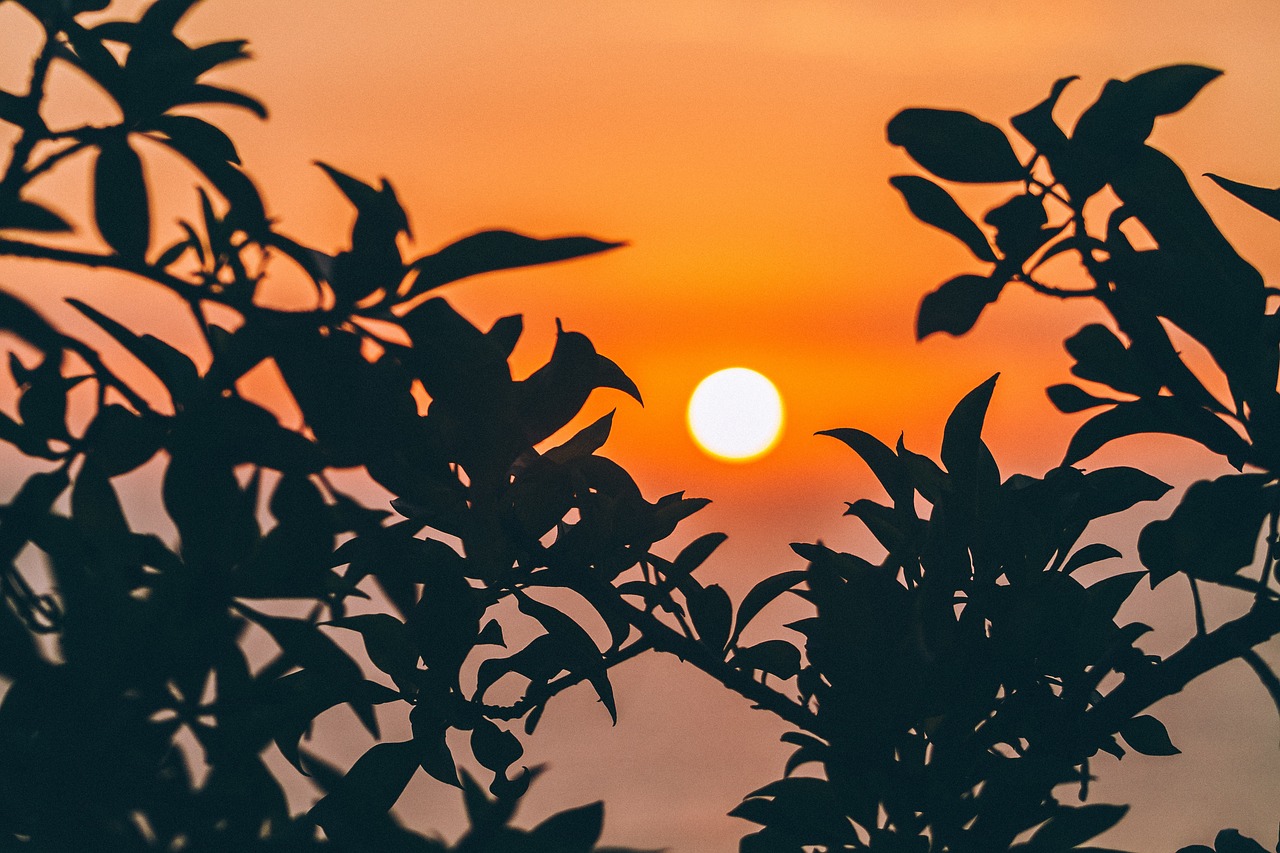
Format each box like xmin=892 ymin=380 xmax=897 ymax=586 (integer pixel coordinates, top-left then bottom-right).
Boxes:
xmin=68 ymin=299 xmax=199 ymax=406
xmin=470 ymin=718 xmax=524 ymax=776
xmin=407 ymin=230 xmax=625 ymax=295
xmin=1138 ymin=474 xmax=1271 ymax=586
xmin=1064 ymin=398 xmax=1250 ymax=469
xmin=176 ymin=82 xmax=267 ymax=118
xmin=410 ymin=704 xmax=459 ymax=787
xmin=327 ymin=614 xmax=418 ymax=689
xmin=1085 ymin=571 xmax=1146 ymax=623
xmin=689 ymin=583 xmax=733 ymax=654
xmin=1063 ymin=543 xmax=1122 ymax=574
xmin=145 ymin=113 xmax=240 ymax=165
xmin=817 ymin=428 xmax=911 ymax=508
xmin=672 ymin=531 xmax=727 ymax=578
xmin=1124 ymin=64 xmax=1223 ymax=117
xmin=0 ymin=197 xmax=72 ymax=233
xmin=1047 ymin=383 xmax=1122 ymax=414
xmin=515 ymin=594 xmax=616 ymax=723
xmin=1206 ymin=173 xmax=1280 ymax=224
xmin=731 ymin=570 xmax=807 ymax=647
xmin=93 ymin=134 xmax=150 ymax=259
xmin=529 ymin=801 xmax=605 ymax=852
xmin=1064 ymin=324 xmax=1157 ymax=398
xmin=1119 ymin=714 xmax=1180 ymax=756
xmin=733 ymin=640 xmax=802 ymax=680
xmin=916 ymin=274 xmax=1003 ymax=339
xmin=887 ymin=108 xmax=1027 ymax=183
xmin=1011 ymin=75 xmax=1077 ymax=156
xmin=1214 ymin=829 xmax=1270 ymax=853
xmin=889 ymin=175 xmax=996 ymax=261
xmin=543 ymin=410 xmax=614 ymax=465
xmin=308 ymin=739 xmax=419 ymax=821
xmin=1029 ymin=804 xmax=1129 ymax=849
xmin=940 ymin=372 xmax=999 ymax=484
xmin=1081 ymin=466 xmax=1172 ymax=518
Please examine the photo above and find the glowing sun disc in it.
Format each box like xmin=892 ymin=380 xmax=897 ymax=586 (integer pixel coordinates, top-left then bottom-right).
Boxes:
xmin=687 ymin=368 xmax=785 ymax=462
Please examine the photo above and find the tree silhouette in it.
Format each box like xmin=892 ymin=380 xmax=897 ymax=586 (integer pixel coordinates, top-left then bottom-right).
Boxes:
xmin=0 ymin=2 xmax=1276 ymax=851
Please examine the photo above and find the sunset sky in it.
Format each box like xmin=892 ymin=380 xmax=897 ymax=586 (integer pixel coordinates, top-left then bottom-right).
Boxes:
xmin=2 ymin=0 xmax=1279 ymax=848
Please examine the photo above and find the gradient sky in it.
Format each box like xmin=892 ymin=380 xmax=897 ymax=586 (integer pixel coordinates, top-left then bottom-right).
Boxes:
xmin=2 ymin=1 xmax=1279 ymax=848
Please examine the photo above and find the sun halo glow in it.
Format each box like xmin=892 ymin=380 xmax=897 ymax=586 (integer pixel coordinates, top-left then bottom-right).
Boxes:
xmin=687 ymin=368 xmax=785 ymax=462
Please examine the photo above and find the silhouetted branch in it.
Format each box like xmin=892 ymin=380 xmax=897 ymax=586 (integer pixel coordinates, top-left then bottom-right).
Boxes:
xmin=1088 ymin=599 xmax=1280 ymax=739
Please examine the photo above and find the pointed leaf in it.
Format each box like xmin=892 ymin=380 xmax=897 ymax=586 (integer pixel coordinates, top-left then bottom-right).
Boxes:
xmin=94 ymin=135 xmax=149 ymax=259
xmin=1064 ymin=398 xmax=1250 ymax=468
xmin=731 ymin=569 xmax=807 ymax=646
xmin=529 ymin=801 xmax=604 ymax=853
xmin=1047 ymin=383 xmax=1122 ymax=414
xmin=917 ymin=274 xmax=1002 ymax=339
xmin=889 ymin=175 xmax=996 ymax=261
xmin=1207 ymin=173 xmax=1280 ymax=224
xmin=1119 ymin=714 xmax=1180 ymax=755
xmin=888 ymin=108 xmax=1026 ymax=183
xmin=407 ymin=230 xmax=625 ymax=294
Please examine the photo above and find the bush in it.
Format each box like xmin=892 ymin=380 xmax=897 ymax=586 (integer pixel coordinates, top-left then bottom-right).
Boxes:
xmin=0 ymin=3 xmax=1276 ymax=851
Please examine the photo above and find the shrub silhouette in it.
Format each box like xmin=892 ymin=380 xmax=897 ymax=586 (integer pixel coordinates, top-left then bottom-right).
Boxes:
xmin=0 ymin=3 xmax=1277 ymax=851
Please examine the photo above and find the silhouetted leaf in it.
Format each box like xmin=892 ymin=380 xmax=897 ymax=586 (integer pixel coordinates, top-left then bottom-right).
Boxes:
xmin=470 ymin=718 xmax=523 ymax=777
xmin=731 ymin=570 xmax=807 ymax=647
xmin=733 ymin=640 xmax=802 ymax=680
xmin=145 ymin=113 xmax=239 ymax=164
xmin=888 ymin=108 xmax=1026 ymax=183
xmin=1029 ymin=804 xmax=1129 ymax=849
xmin=1138 ymin=474 xmax=1271 ymax=585
xmin=1047 ymin=383 xmax=1122 ymax=413
xmin=0 ymin=197 xmax=72 ymax=233
xmin=940 ymin=372 xmax=999 ymax=485
xmin=1064 ymin=398 xmax=1250 ymax=468
xmin=69 ymin=299 xmax=199 ymax=405
xmin=1081 ymin=467 xmax=1172 ymax=518
xmin=407 ymin=230 xmax=625 ymax=295
xmin=410 ymin=704 xmax=459 ymax=787
xmin=177 ymin=82 xmax=267 ymax=118
xmin=93 ymin=134 xmax=150 ymax=259
xmin=818 ymin=428 xmax=911 ymax=508
xmin=1119 ymin=714 xmax=1179 ymax=755
xmin=486 ymin=313 xmax=524 ymax=357
xmin=672 ymin=531 xmax=727 ymax=578
xmin=327 ymin=613 xmax=418 ymax=690
xmin=544 ymin=410 xmax=615 ymax=464
xmin=1214 ymin=829 xmax=1270 ymax=853
xmin=1063 ymin=543 xmax=1122 ymax=574
xmin=916 ymin=274 xmax=1002 ymax=339
xmin=689 ymin=583 xmax=732 ymax=654
xmin=1123 ymin=64 xmax=1223 ymax=118
xmin=889 ymin=175 xmax=996 ymax=261
xmin=1207 ymin=173 xmax=1280 ymax=223
xmin=529 ymin=801 xmax=604 ymax=852
xmin=1086 ymin=571 xmax=1145 ymax=623
xmin=1064 ymin=324 xmax=1156 ymax=398
xmin=1011 ymin=75 xmax=1077 ymax=156
xmin=309 ymin=739 xmax=419 ymax=824
xmin=984 ymin=193 xmax=1057 ymax=262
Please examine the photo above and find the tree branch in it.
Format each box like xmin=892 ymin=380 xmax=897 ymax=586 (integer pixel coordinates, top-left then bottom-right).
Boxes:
xmin=1087 ymin=598 xmax=1280 ymax=738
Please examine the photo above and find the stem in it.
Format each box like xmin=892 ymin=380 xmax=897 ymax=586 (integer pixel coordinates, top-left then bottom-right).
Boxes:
xmin=608 ymin=591 xmax=826 ymax=737
xmin=1086 ymin=598 xmax=1280 ymax=739
xmin=482 ymin=638 xmax=653 ymax=722
xmin=0 ymin=28 xmax=56 ymax=194
xmin=1188 ymin=575 xmax=1207 ymax=637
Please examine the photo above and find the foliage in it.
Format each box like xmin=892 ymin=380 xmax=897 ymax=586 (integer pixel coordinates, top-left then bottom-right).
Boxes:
xmin=0 ymin=3 xmax=1277 ymax=851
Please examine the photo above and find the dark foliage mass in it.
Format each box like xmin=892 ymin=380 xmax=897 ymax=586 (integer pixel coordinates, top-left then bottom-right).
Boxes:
xmin=0 ymin=2 xmax=1276 ymax=850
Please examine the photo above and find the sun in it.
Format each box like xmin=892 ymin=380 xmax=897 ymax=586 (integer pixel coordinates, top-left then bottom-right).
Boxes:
xmin=687 ymin=368 xmax=785 ymax=462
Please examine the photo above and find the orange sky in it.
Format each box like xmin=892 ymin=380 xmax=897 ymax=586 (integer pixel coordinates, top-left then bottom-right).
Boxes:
xmin=2 ymin=1 xmax=1279 ymax=848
